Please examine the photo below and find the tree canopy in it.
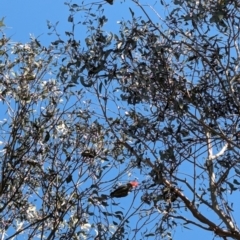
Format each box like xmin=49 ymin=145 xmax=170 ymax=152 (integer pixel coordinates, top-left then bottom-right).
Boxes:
xmin=1 ymin=0 xmax=240 ymax=239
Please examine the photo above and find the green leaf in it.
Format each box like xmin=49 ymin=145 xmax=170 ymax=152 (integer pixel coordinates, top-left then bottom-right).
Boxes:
xmin=99 ymin=82 xmax=103 ymax=93
xmin=43 ymin=131 xmax=50 ymax=143
xmin=227 ymin=181 xmax=238 ymax=193
xmin=145 ymin=233 xmax=155 ymax=237
xmin=101 ymin=201 xmax=109 ymax=207
xmin=129 ymin=8 xmax=134 ymax=17
xmin=0 ymin=17 xmax=5 ymax=28
xmin=115 ymin=211 xmax=123 ymax=215
xmin=233 ymin=179 xmax=240 ymax=185
xmin=235 ymin=168 xmax=240 ymax=175
xmin=68 ymin=15 xmax=74 ymax=22
xmin=66 ymin=174 xmax=72 ymax=183
xmin=114 ymin=214 xmax=123 ymax=220
xmin=113 ymin=221 xmax=118 ymax=225
xmin=80 ymin=76 xmax=93 ymax=87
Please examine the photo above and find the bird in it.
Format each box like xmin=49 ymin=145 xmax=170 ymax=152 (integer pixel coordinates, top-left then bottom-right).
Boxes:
xmin=110 ymin=181 xmax=138 ymax=198
xmin=105 ymin=0 xmax=113 ymax=5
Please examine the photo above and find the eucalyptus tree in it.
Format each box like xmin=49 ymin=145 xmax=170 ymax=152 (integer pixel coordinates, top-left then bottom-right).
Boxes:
xmin=1 ymin=0 xmax=240 ymax=239
xmin=65 ymin=0 xmax=240 ymax=239
xmin=0 ymin=22 xmax=113 ymax=239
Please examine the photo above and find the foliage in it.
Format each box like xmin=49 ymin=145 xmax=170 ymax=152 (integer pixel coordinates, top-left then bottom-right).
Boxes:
xmin=1 ymin=0 xmax=240 ymax=239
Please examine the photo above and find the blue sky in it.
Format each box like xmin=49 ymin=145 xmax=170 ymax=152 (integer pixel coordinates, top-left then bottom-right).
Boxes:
xmin=1 ymin=1 xmax=68 ymax=42
xmin=1 ymin=1 xmax=239 ymax=240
